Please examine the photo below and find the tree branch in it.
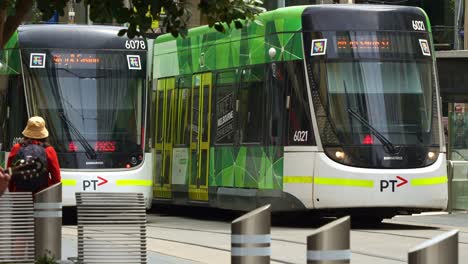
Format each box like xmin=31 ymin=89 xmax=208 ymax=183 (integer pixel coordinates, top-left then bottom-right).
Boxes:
xmin=0 ymin=0 xmax=8 ymax=47
xmin=2 ymin=0 xmax=33 ymax=47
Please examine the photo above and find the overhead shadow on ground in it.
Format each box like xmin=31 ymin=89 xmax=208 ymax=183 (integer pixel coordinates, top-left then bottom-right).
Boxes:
xmin=150 ymin=204 xmax=342 ymax=228
xmin=150 ymin=205 xmax=440 ymax=231
xmin=149 ymin=204 xmax=242 ymax=223
xmin=365 ymin=221 xmax=440 ymax=230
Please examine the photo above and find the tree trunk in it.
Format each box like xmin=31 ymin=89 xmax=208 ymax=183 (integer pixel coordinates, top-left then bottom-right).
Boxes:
xmin=0 ymin=1 xmax=7 ymax=48
xmin=1 ymin=0 xmax=33 ymax=48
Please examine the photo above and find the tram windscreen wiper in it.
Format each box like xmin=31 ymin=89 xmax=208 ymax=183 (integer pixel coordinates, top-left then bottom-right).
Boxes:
xmin=342 ymin=80 xmax=396 ymax=153
xmin=58 ymin=112 xmax=97 ymax=159
xmin=347 ymin=108 xmax=397 ymax=153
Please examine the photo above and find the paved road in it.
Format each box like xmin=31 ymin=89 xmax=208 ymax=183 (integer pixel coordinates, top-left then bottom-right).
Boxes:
xmin=62 ymin=208 xmax=468 ymax=263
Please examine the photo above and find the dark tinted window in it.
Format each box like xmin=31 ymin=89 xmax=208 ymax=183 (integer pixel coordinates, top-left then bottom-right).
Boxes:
xmin=176 ymin=77 xmax=191 ymax=146
xmin=286 ymin=61 xmax=315 ymax=145
xmin=239 ymin=66 xmax=264 ymax=143
xmin=265 ymin=62 xmax=286 ymax=146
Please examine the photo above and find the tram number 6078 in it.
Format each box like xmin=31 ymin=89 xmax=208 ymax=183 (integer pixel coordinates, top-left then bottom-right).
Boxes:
xmin=125 ymin=40 xmax=146 ymax=50
xmin=293 ymin=131 xmax=308 ymax=142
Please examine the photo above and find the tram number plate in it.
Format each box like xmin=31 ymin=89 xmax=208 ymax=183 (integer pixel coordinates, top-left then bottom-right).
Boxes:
xmin=293 ymin=131 xmax=308 ymax=142
xmin=125 ymin=40 xmax=146 ymax=50
xmin=412 ymin=20 xmax=426 ymax=31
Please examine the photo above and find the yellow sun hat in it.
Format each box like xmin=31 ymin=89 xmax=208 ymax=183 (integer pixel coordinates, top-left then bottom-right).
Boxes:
xmin=22 ymin=116 xmax=49 ymax=139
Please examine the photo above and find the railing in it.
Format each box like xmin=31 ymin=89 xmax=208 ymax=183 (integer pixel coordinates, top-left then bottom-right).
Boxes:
xmin=447 ymin=160 xmax=468 ymax=212
xmin=76 ymin=192 xmax=147 ymax=264
xmin=0 ymin=192 xmax=35 ymax=263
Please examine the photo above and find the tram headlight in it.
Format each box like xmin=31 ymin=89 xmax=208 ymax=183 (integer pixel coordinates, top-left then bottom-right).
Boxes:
xmin=325 ymin=147 xmax=346 ymax=162
xmin=427 ymin=151 xmax=436 ymax=159
xmin=424 ymin=148 xmax=439 ymax=166
xmin=427 ymin=148 xmax=439 ymax=160
xmin=335 ymin=150 xmax=345 ymax=159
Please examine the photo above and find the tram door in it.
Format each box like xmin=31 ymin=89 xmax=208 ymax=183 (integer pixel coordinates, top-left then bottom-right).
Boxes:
xmin=188 ymin=73 xmax=212 ymax=201
xmin=154 ymin=78 xmax=175 ymax=199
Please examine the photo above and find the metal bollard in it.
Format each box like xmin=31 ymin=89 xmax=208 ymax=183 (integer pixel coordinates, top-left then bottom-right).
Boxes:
xmin=34 ymin=182 xmax=62 ymax=260
xmin=408 ymin=230 xmax=458 ymax=264
xmin=231 ymin=204 xmax=271 ymax=264
xmin=307 ymin=216 xmax=351 ymax=264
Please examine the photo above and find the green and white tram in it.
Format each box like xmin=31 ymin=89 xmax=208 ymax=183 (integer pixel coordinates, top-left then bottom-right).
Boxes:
xmin=1 ymin=25 xmax=153 ymax=208
xmin=151 ymin=4 xmax=447 ymax=218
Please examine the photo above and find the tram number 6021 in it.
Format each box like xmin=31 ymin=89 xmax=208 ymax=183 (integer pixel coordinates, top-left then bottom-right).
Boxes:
xmin=293 ymin=131 xmax=308 ymax=142
xmin=125 ymin=40 xmax=146 ymax=50
xmin=412 ymin=20 xmax=425 ymax=31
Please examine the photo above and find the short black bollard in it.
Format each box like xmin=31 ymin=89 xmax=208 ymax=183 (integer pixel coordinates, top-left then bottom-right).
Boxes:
xmin=231 ymin=204 xmax=271 ymax=264
xmin=408 ymin=230 xmax=458 ymax=264
xmin=307 ymin=216 xmax=351 ymax=264
xmin=34 ymin=182 xmax=62 ymax=260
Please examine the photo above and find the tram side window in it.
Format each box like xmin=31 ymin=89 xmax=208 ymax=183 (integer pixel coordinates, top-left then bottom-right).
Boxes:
xmin=215 ymin=71 xmax=236 ymax=145
xmin=239 ymin=66 xmax=264 ymax=144
xmin=175 ymin=77 xmax=191 ymax=146
xmin=286 ymin=61 xmax=315 ymax=145
xmin=265 ymin=62 xmax=286 ymax=146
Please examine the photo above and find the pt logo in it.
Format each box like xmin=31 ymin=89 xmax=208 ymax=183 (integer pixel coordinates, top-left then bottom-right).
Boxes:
xmin=83 ymin=176 xmax=108 ymax=191
xmin=380 ymin=176 xmax=408 ymax=192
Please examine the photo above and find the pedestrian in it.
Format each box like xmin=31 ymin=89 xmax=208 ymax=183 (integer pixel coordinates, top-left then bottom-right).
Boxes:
xmin=0 ymin=167 xmax=10 ymax=196
xmin=8 ymin=116 xmax=61 ymax=194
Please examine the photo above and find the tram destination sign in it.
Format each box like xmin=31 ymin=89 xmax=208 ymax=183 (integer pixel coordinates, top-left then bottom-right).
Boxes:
xmin=52 ymin=53 xmax=100 ymax=68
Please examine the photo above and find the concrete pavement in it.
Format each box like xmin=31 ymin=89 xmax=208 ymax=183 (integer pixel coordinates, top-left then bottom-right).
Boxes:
xmin=59 ymin=211 xmax=468 ymax=264
xmin=61 ymin=227 xmax=198 ymax=264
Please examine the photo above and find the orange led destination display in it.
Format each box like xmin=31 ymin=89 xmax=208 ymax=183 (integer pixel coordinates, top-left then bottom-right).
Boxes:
xmin=52 ymin=54 xmax=100 ymax=66
xmin=336 ymin=39 xmax=391 ymax=49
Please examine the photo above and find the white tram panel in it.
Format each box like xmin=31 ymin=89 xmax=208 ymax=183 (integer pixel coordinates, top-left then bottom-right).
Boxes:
xmin=313 ymin=153 xmax=448 ymax=209
xmin=61 ymin=153 xmax=153 ymax=209
xmin=283 ymin=147 xmax=316 ymax=209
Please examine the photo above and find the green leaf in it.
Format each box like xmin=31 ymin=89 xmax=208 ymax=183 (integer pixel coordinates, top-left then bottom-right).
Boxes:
xmin=214 ymin=23 xmax=225 ymax=33
xmin=118 ymin=29 xmax=127 ymax=37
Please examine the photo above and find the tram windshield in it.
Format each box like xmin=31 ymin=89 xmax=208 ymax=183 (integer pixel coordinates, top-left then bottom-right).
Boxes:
xmin=21 ymin=49 xmax=146 ymax=169
xmin=326 ymin=60 xmax=433 ymax=145
xmin=308 ymin=31 xmax=440 ymax=168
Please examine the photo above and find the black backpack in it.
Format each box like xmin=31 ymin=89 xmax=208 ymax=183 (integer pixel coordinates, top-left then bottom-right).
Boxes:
xmin=13 ymin=141 xmax=49 ymax=193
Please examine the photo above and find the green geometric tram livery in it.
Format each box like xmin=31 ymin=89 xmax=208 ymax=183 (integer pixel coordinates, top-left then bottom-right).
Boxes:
xmin=153 ymin=4 xmax=447 ymax=214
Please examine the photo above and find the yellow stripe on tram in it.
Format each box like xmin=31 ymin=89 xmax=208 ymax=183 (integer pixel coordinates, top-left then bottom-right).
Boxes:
xmin=284 ymin=176 xmax=313 ymax=184
xmin=61 ymin=179 xmax=77 ymax=186
xmin=314 ymin=177 xmax=374 ymax=188
xmin=411 ymin=176 xmax=447 ymax=186
xmin=116 ymin=179 xmax=153 ymax=186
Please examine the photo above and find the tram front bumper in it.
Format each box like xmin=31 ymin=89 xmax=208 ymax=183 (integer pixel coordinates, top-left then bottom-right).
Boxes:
xmin=312 ymin=153 xmax=448 ymax=210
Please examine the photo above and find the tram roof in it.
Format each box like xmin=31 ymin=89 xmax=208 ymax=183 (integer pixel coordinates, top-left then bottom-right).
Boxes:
xmin=17 ymin=24 xmax=143 ymax=50
xmin=155 ymin=4 xmax=430 ymax=45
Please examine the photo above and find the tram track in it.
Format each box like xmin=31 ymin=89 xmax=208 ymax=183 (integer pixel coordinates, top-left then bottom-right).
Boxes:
xmin=144 ymin=235 xmax=296 ymax=264
xmin=147 ymin=222 xmax=468 ymax=243
xmin=353 ymin=229 xmax=468 ymax=245
xmin=146 ymin=223 xmax=419 ymax=263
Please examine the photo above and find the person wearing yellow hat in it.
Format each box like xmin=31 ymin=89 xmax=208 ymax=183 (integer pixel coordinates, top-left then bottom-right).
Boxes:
xmin=7 ymin=116 xmax=61 ymax=193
